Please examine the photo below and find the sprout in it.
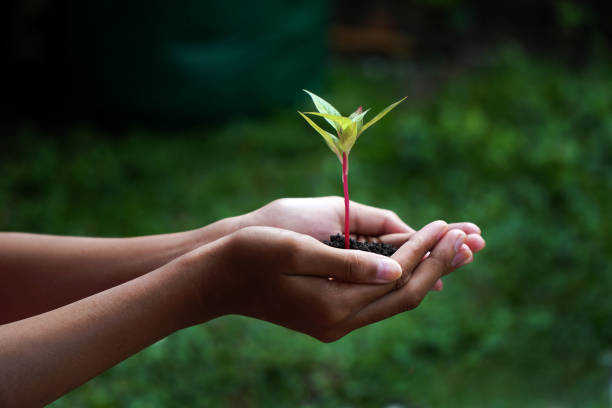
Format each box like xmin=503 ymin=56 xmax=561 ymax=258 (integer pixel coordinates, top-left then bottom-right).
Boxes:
xmin=299 ymin=90 xmax=406 ymax=249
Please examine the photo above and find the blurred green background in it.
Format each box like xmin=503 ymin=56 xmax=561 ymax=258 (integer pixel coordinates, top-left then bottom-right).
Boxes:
xmin=2 ymin=1 xmax=612 ymax=407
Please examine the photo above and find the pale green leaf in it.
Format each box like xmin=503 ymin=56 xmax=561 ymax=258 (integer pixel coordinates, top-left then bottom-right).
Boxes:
xmin=303 ymin=112 xmax=354 ymax=134
xmin=298 ymin=111 xmax=343 ymax=159
xmin=349 ymin=107 xmax=370 ymax=121
xmin=348 ymin=107 xmax=362 ymax=120
xmin=303 ymin=90 xmax=342 ymax=133
xmin=342 ymin=121 xmax=359 ymax=154
xmin=349 ymin=108 xmax=370 ymax=132
xmin=359 ymin=96 xmax=407 ymax=135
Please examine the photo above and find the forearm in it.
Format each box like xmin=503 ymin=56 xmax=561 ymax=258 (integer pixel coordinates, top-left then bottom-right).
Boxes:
xmin=0 ymin=245 xmax=216 ymax=408
xmin=0 ymin=215 xmax=244 ymax=323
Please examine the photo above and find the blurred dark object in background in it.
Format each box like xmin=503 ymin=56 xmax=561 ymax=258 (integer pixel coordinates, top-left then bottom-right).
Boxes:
xmin=332 ymin=0 xmax=612 ymax=60
xmin=3 ymin=0 xmax=328 ymax=125
xmin=3 ymin=0 xmax=611 ymax=125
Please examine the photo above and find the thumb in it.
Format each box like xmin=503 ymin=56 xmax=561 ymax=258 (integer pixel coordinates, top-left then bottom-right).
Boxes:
xmin=291 ymin=242 xmax=403 ymax=284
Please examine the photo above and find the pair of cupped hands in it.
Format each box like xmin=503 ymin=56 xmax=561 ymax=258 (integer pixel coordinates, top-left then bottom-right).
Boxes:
xmin=184 ymin=197 xmax=485 ymax=342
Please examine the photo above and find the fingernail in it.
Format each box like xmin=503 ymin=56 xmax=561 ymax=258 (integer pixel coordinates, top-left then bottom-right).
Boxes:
xmin=454 ymin=232 xmax=466 ymax=252
xmin=450 ymin=232 xmax=467 ymax=267
xmin=451 ymin=244 xmax=473 ymax=267
xmin=376 ymin=258 xmax=402 ymax=282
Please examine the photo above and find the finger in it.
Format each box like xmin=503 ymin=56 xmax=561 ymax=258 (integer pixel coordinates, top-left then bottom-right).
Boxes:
xmin=430 ymin=235 xmax=481 ymax=292
xmin=341 ymin=226 xmax=476 ymax=307
xmin=289 ymin=239 xmax=403 ymax=284
xmin=341 ymin=229 xmax=466 ymax=331
xmin=431 ymin=279 xmax=443 ymax=291
xmin=465 ymin=233 xmax=485 ymax=253
xmin=390 ymin=220 xmax=448 ymax=287
xmin=450 ymin=243 xmax=474 ymax=269
xmin=349 ymin=201 xmax=414 ymax=236
xmin=447 ymin=222 xmax=481 ymax=235
xmin=379 ymin=232 xmax=413 ymax=248
xmin=406 ymin=229 xmax=469 ymax=300
xmin=312 ymin=220 xmax=451 ymax=305
xmin=324 ymin=222 xmax=453 ymax=309
xmin=379 ymin=223 xmax=480 ymax=249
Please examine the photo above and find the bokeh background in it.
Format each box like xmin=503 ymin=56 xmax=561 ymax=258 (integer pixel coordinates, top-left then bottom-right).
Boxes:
xmin=2 ymin=1 xmax=612 ymax=406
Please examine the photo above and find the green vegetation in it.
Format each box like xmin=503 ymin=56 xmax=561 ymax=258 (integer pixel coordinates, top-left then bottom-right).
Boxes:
xmin=2 ymin=45 xmax=611 ymax=407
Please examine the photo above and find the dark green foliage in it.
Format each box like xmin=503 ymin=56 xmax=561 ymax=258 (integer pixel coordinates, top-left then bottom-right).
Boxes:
xmin=2 ymin=45 xmax=611 ymax=407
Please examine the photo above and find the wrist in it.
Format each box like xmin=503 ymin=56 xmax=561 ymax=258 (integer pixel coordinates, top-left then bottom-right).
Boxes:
xmin=191 ymin=214 xmax=248 ymax=247
xmin=178 ymin=235 xmax=235 ymax=325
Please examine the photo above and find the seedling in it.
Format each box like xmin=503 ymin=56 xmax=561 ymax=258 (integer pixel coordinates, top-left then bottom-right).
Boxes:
xmin=299 ymin=90 xmax=406 ymax=249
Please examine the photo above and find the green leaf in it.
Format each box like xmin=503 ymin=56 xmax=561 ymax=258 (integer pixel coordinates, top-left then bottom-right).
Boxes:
xmin=342 ymin=121 xmax=359 ymax=154
xmin=349 ymin=108 xmax=370 ymax=132
xmin=348 ymin=107 xmax=362 ymax=120
xmin=298 ymin=111 xmax=342 ymax=159
xmin=359 ymin=96 xmax=407 ymax=135
xmin=303 ymin=90 xmax=342 ymax=133
xmin=303 ymin=112 xmax=354 ymax=134
xmin=349 ymin=107 xmax=369 ymax=121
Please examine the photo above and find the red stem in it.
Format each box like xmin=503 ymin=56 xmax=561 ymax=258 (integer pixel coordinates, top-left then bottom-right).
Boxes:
xmin=342 ymin=152 xmax=350 ymax=249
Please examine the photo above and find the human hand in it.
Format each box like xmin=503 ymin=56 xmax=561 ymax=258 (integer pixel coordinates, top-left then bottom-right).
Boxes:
xmin=187 ymin=222 xmax=477 ymax=342
xmin=245 ymin=196 xmax=483 ymax=248
xmin=244 ymin=196 xmax=412 ymax=241
xmin=242 ymin=197 xmax=485 ymax=290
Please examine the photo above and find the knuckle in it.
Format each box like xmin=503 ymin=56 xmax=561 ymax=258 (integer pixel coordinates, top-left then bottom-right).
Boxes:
xmin=282 ymin=232 xmax=301 ymax=251
xmin=285 ymin=233 xmax=324 ymax=269
xmin=384 ymin=209 xmax=399 ymax=221
xmin=270 ymin=197 xmax=288 ymax=208
xmin=408 ymin=232 xmax=427 ymax=250
xmin=264 ymin=198 xmax=293 ymax=215
xmin=230 ymin=227 xmax=255 ymax=247
xmin=282 ymin=235 xmax=306 ymax=265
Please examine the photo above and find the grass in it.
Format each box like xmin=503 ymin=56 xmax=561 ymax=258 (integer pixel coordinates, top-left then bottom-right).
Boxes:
xmin=2 ymin=44 xmax=611 ymax=407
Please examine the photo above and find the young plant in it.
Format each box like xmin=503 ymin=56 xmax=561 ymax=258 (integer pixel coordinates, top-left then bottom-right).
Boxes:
xmin=299 ymin=90 xmax=406 ymax=249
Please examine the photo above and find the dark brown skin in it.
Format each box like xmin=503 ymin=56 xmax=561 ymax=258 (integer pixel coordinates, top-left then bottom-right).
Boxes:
xmin=0 ymin=196 xmax=485 ymax=407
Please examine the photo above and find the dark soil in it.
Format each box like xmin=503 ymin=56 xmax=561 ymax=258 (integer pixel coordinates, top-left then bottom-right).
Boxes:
xmin=323 ymin=234 xmax=398 ymax=257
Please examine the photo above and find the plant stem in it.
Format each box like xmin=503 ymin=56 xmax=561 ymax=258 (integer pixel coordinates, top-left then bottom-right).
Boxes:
xmin=342 ymin=152 xmax=350 ymax=249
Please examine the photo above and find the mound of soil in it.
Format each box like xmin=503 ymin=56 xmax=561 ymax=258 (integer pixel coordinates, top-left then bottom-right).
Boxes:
xmin=323 ymin=234 xmax=398 ymax=257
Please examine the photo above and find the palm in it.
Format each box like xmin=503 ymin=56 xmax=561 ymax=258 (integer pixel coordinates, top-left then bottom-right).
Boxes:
xmin=249 ymin=197 xmax=484 ymax=253
xmin=250 ymin=197 xmax=411 ymax=241
xmin=251 ymin=197 xmax=347 ymax=240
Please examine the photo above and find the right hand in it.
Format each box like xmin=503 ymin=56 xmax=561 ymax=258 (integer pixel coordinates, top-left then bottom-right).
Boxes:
xmin=189 ymin=221 xmax=474 ymax=342
xmin=240 ymin=197 xmax=484 ymax=291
